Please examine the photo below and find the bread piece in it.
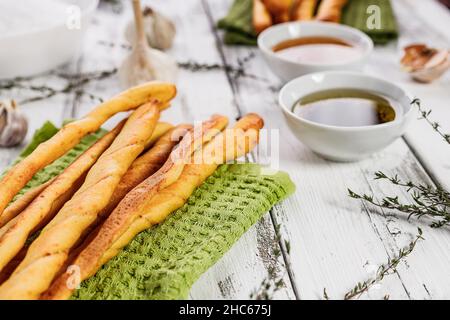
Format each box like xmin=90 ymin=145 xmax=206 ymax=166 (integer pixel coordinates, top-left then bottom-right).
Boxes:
xmin=292 ymin=0 xmax=317 ymax=20
xmin=315 ymin=0 xmax=348 ymax=23
xmin=263 ymin=0 xmax=293 ymax=15
xmin=253 ymin=0 xmax=273 ymax=34
xmin=0 ymin=82 xmax=176 ymax=217
xmin=0 ymin=121 xmax=125 ymax=273
xmin=0 ymin=180 xmax=53 ymax=229
xmin=42 ymin=113 xmax=263 ymax=300
xmin=0 ymin=102 xmax=161 ymax=300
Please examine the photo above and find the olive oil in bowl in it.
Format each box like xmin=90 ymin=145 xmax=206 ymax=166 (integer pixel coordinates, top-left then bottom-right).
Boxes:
xmin=292 ymin=89 xmax=398 ymax=127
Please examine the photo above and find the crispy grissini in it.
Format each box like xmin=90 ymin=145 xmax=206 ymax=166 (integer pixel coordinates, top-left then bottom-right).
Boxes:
xmin=0 ymin=102 xmax=161 ymax=300
xmin=144 ymin=121 xmax=174 ymax=148
xmin=0 ymin=121 xmax=171 ymax=230
xmin=292 ymin=0 xmax=317 ymax=20
xmin=0 ymin=121 xmax=126 ymax=273
xmin=0 ymin=180 xmax=54 ymax=229
xmin=43 ymin=113 xmax=263 ymax=300
xmin=253 ymin=0 xmax=273 ymax=34
xmin=263 ymin=0 xmax=292 ymax=16
xmin=0 ymin=82 xmax=176 ymax=217
xmin=315 ymin=0 xmax=348 ymax=23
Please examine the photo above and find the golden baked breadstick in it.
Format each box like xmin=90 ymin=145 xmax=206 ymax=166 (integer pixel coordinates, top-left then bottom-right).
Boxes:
xmin=253 ymin=0 xmax=273 ymax=34
xmin=0 ymin=180 xmax=53 ymax=229
xmin=0 ymin=102 xmax=161 ymax=300
xmin=263 ymin=0 xmax=292 ymax=15
xmin=0 ymin=121 xmax=170 ymax=231
xmin=100 ymin=114 xmax=263 ymax=264
xmin=315 ymin=0 xmax=348 ymax=23
xmin=0 ymin=82 xmax=176 ymax=217
xmin=42 ymin=114 xmax=263 ymax=300
xmin=41 ymin=115 xmax=229 ymax=299
xmin=145 ymin=122 xmax=173 ymax=148
xmin=0 ymin=121 xmax=125 ymax=273
xmin=292 ymin=0 xmax=317 ymax=20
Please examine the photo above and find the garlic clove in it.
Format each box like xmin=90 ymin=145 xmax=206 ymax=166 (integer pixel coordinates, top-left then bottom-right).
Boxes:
xmin=118 ymin=45 xmax=178 ymax=88
xmin=401 ymin=44 xmax=450 ymax=83
xmin=0 ymin=100 xmax=28 ymax=147
xmin=411 ymin=52 xmax=450 ymax=83
xmin=125 ymin=6 xmax=176 ymax=50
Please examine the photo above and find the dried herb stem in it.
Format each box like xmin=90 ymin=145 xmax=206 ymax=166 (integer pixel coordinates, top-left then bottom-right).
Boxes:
xmin=413 ymin=98 xmax=450 ymax=145
xmin=344 ymin=228 xmax=424 ymax=300
xmin=349 ymin=172 xmax=450 ymax=228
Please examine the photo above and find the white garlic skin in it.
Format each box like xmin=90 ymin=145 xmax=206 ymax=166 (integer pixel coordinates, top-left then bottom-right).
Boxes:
xmin=0 ymin=100 xmax=28 ymax=147
xmin=118 ymin=45 xmax=178 ymax=89
xmin=125 ymin=7 xmax=176 ymax=50
xmin=411 ymin=50 xmax=450 ymax=83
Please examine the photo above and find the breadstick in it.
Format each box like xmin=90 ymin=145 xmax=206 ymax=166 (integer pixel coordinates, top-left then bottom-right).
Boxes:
xmin=42 ymin=114 xmax=263 ymax=300
xmin=0 ymin=121 xmax=126 ymax=274
xmin=144 ymin=121 xmax=173 ymax=149
xmin=0 ymin=102 xmax=161 ymax=300
xmin=0 ymin=121 xmax=170 ymax=230
xmin=315 ymin=0 xmax=348 ymax=23
xmin=0 ymin=82 xmax=176 ymax=217
xmin=253 ymin=0 xmax=273 ymax=34
xmin=0 ymin=180 xmax=53 ymax=229
xmin=41 ymin=115 xmax=229 ymax=299
xmin=292 ymin=0 xmax=317 ymax=20
xmin=263 ymin=0 xmax=293 ymax=15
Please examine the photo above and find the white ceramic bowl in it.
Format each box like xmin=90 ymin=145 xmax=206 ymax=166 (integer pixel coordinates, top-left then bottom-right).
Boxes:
xmin=0 ymin=0 xmax=98 ymax=79
xmin=279 ymin=71 xmax=414 ymax=162
xmin=258 ymin=21 xmax=373 ymax=82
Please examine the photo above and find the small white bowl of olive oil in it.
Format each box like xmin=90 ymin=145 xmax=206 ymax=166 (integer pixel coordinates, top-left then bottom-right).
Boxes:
xmin=258 ymin=21 xmax=373 ymax=82
xmin=279 ymin=71 xmax=414 ymax=162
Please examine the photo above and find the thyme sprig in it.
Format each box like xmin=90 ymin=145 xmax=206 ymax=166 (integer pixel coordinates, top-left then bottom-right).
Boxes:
xmin=344 ymin=228 xmax=424 ymax=300
xmin=0 ymin=68 xmax=117 ymax=105
xmin=413 ymin=98 xmax=450 ymax=145
xmin=349 ymin=172 xmax=450 ymax=228
xmin=349 ymin=100 xmax=450 ymax=228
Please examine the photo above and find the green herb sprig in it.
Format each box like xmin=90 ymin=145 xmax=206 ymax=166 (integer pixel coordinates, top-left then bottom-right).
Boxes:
xmin=344 ymin=228 xmax=424 ymax=300
xmin=348 ymin=100 xmax=450 ymax=228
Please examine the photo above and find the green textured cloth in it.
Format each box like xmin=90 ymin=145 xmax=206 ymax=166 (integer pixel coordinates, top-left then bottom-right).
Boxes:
xmin=7 ymin=122 xmax=295 ymax=300
xmin=1 ymin=122 xmax=106 ymax=202
xmin=218 ymin=0 xmax=398 ymax=45
xmin=342 ymin=0 xmax=398 ymax=44
xmin=217 ymin=0 xmax=257 ymax=45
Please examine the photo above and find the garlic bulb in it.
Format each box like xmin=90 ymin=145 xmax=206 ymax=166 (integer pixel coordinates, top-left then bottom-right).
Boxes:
xmin=125 ymin=6 xmax=176 ymax=50
xmin=0 ymin=100 xmax=28 ymax=147
xmin=118 ymin=45 xmax=178 ymax=88
xmin=119 ymin=0 xmax=178 ymax=88
xmin=401 ymin=44 xmax=450 ymax=83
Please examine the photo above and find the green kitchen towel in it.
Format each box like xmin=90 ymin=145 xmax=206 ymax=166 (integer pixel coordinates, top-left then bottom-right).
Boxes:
xmin=342 ymin=0 xmax=398 ymax=44
xmin=6 ymin=122 xmax=295 ymax=300
xmin=218 ymin=0 xmax=398 ymax=45
xmin=217 ymin=0 xmax=257 ymax=45
xmin=1 ymin=122 xmax=106 ymax=202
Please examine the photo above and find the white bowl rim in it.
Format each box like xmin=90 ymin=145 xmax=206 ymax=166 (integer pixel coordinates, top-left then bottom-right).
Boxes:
xmin=258 ymin=21 xmax=374 ymax=68
xmin=278 ymin=70 xmax=415 ymax=132
xmin=0 ymin=0 xmax=99 ymax=40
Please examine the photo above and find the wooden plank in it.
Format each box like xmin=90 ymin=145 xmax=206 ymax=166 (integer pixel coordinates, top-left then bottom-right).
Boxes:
xmin=205 ymin=0 xmax=450 ymax=299
xmin=367 ymin=0 xmax=450 ymax=190
xmin=73 ymin=0 xmax=295 ymax=300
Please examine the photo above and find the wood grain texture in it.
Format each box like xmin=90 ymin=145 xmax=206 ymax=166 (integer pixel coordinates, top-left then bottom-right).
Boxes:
xmin=0 ymin=0 xmax=449 ymax=300
xmin=205 ymin=0 xmax=450 ymax=300
xmin=67 ymin=0 xmax=295 ymax=300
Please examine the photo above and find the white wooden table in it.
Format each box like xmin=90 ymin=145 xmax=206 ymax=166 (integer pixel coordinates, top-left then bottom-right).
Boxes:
xmin=0 ymin=0 xmax=449 ymax=300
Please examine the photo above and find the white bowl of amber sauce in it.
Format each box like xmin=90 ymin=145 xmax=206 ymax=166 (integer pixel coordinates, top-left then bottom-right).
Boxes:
xmin=279 ymin=71 xmax=414 ymax=162
xmin=258 ymin=21 xmax=373 ymax=82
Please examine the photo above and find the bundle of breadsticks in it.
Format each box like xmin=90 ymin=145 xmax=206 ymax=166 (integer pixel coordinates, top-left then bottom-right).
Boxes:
xmin=0 ymin=81 xmax=264 ymax=300
xmin=253 ymin=0 xmax=348 ymax=34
